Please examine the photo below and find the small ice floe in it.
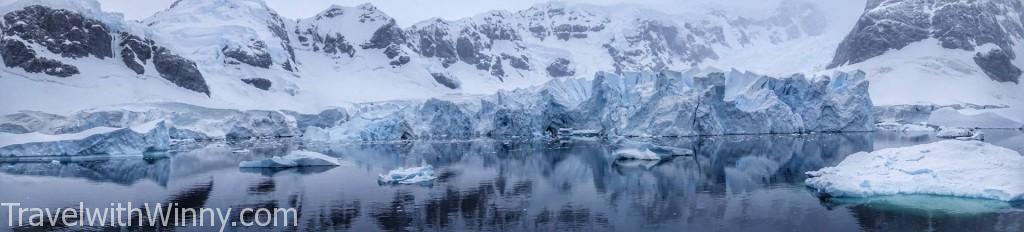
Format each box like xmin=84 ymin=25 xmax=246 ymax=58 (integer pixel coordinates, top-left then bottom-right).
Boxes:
xmin=613 ymin=148 xmax=661 ymax=160
xmin=936 ymin=127 xmax=973 ymax=138
xmin=805 ymin=140 xmax=1024 ymax=201
xmin=876 ymin=122 xmax=935 ymax=133
xmin=378 ymin=165 xmax=437 ymax=185
xmin=936 ymin=127 xmax=985 ymax=141
xmin=239 ymin=150 xmax=341 ymax=168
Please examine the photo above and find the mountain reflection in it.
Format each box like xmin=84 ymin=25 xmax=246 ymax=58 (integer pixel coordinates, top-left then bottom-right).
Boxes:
xmin=2 ymin=132 xmax=1023 ymax=231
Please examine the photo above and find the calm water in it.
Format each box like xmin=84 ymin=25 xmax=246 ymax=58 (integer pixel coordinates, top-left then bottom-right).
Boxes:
xmin=1 ymin=131 xmax=1023 ymax=231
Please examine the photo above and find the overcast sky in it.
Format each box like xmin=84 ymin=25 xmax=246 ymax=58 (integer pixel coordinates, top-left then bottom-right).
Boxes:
xmin=94 ymin=0 xmax=863 ymax=27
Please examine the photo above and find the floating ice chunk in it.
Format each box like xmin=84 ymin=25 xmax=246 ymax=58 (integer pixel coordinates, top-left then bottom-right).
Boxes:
xmin=876 ymin=122 xmax=935 ymax=133
xmin=239 ymin=150 xmax=340 ymax=168
xmin=378 ymin=165 xmax=437 ymax=184
xmin=805 ymin=140 xmax=1024 ymax=201
xmin=614 ymin=148 xmax=661 ymax=160
xmin=936 ymin=127 xmax=974 ymax=139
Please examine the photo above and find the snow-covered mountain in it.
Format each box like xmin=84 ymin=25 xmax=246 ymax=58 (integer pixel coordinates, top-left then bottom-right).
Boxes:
xmin=829 ymin=0 xmax=1024 ymax=122
xmin=0 ymin=0 xmax=1020 ymax=123
xmin=0 ymin=0 xmax=844 ymax=113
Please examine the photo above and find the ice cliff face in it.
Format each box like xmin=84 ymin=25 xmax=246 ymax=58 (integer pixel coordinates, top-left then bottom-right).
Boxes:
xmin=830 ymin=0 xmax=1024 ymax=83
xmin=0 ymin=69 xmax=872 ymax=156
xmin=304 ymin=69 xmax=873 ymax=142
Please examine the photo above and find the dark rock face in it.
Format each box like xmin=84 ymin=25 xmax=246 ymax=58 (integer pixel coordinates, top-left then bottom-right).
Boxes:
xmin=974 ymin=49 xmax=1022 ymax=83
xmin=153 ymin=47 xmax=210 ymax=95
xmin=1 ymin=39 xmax=79 ymax=77
xmin=410 ymin=20 xmax=458 ymax=67
xmin=607 ymin=20 xmax=719 ymax=73
xmin=431 ymin=72 xmax=461 ymax=89
xmin=361 ymin=20 xmax=411 ymax=67
xmin=241 ymin=78 xmax=272 ymax=90
xmin=546 ymin=58 xmax=575 ymax=77
xmin=830 ymin=0 xmax=1024 ymax=69
xmin=520 ymin=5 xmax=608 ymax=41
xmin=407 ymin=13 xmax=525 ymax=78
xmin=119 ymin=33 xmax=156 ymax=75
xmin=322 ymin=34 xmax=355 ymax=57
xmin=1 ymin=5 xmax=113 ymax=59
xmin=222 ymin=40 xmax=273 ymax=68
xmin=502 ymin=54 xmax=530 ymax=70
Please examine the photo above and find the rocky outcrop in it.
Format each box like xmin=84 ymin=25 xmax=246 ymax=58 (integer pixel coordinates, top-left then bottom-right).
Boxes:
xmin=119 ymin=33 xmax=155 ymax=75
xmin=241 ymin=78 xmax=272 ymax=90
xmin=222 ymin=40 xmax=273 ymax=68
xmin=1 ymin=5 xmax=112 ymax=59
xmin=545 ymin=58 xmax=575 ymax=77
xmin=0 ymin=38 xmax=79 ymax=77
xmin=153 ymin=47 xmax=210 ymax=95
xmin=430 ymin=72 xmax=461 ymax=89
xmin=830 ymin=0 xmax=1024 ymax=83
xmin=974 ymin=48 xmax=1021 ymax=83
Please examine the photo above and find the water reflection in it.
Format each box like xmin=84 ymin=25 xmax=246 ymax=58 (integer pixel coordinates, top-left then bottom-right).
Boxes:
xmin=1 ymin=131 xmax=1022 ymax=231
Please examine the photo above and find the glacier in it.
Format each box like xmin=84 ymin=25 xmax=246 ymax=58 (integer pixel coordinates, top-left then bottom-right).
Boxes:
xmin=0 ymin=69 xmax=873 ymax=156
xmin=303 ymin=69 xmax=874 ymax=142
xmin=805 ymin=140 xmax=1024 ymax=202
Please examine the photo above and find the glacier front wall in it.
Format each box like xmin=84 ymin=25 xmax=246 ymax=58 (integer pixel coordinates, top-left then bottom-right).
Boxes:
xmin=0 ymin=70 xmax=873 ymax=156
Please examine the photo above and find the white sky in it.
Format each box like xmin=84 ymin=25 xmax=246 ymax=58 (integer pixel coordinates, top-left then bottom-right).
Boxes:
xmin=95 ymin=0 xmax=864 ymax=27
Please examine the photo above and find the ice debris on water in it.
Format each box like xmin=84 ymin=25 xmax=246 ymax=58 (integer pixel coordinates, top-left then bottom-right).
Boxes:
xmin=378 ymin=165 xmax=437 ymax=185
xmin=238 ymin=150 xmax=341 ymax=168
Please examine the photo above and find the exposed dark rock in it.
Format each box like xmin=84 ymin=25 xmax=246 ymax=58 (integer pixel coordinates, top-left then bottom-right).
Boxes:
xmin=22 ymin=56 xmax=79 ymax=77
xmin=241 ymin=78 xmax=272 ymax=90
xmin=411 ymin=21 xmax=459 ymax=67
xmin=120 ymin=48 xmax=145 ymax=74
xmin=546 ymin=58 xmax=575 ymax=77
xmin=1 ymin=39 xmax=36 ymax=67
xmin=502 ymin=54 xmax=530 ymax=70
xmin=455 ymin=36 xmax=480 ymax=65
xmin=431 ymin=72 xmax=461 ymax=89
xmin=490 ymin=58 xmax=505 ymax=78
xmin=1 ymin=38 xmax=78 ymax=77
xmin=830 ymin=0 xmax=1024 ymax=68
xmin=321 ymin=34 xmax=355 ymax=57
xmin=361 ymin=20 xmax=406 ymax=50
xmin=974 ymin=49 xmax=1021 ymax=84
xmin=153 ymin=47 xmax=210 ymax=95
xmin=118 ymin=33 xmax=156 ymax=75
xmin=222 ymin=40 xmax=273 ymax=68
xmin=383 ymin=44 xmax=410 ymax=66
xmin=1 ymin=5 xmax=112 ymax=59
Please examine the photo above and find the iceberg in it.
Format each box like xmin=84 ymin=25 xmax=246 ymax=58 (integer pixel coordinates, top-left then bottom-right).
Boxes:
xmin=935 ymin=127 xmax=976 ymax=139
xmin=238 ymin=150 xmax=341 ymax=168
xmin=378 ymin=165 xmax=437 ymax=184
xmin=614 ymin=148 xmax=661 ymax=160
xmin=805 ymin=140 xmax=1024 ymax=201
